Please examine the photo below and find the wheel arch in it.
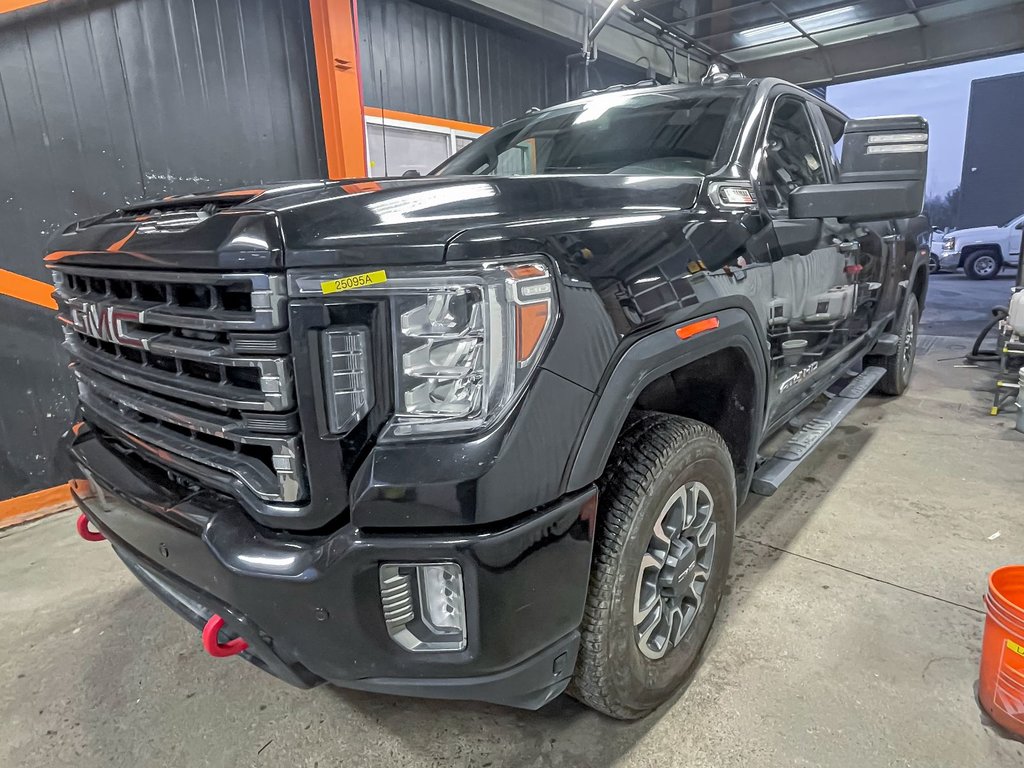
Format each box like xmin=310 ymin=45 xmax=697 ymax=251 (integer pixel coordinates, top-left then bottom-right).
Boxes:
xmin=565 ymin=307 xmax=767 ymax=502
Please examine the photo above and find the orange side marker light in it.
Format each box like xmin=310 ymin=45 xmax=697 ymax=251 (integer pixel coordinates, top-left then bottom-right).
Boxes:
xmin=675 ymin=317 xmax=720 ymax=341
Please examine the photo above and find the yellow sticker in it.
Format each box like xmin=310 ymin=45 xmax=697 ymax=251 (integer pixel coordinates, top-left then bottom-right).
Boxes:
xmin=1008 ymin=640 xmax=1024 ymax=657
xmin=320 ymin=270 xmax=387 ymax=295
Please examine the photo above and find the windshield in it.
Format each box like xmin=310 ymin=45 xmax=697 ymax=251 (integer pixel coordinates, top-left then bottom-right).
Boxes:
xmin=433 ymin=88 xmax=748 ymax=178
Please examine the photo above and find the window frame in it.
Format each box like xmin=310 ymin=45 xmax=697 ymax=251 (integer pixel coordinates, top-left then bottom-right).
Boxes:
xmin=806 ymin=103 xmax=846 ymax=184
xmin=754 ymin=91 xmax=831 ymax=216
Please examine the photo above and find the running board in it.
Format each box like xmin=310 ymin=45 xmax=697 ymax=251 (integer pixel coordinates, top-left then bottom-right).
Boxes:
xmin=751 ymin=366 xmax=886 ymax=497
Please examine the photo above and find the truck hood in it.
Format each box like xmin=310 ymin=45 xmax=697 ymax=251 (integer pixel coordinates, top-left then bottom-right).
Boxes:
xmin=46 ymin=175 xmax=703 ymax=271
xmin=260 ymin=175 xmax=704 ymax=268
xmin=947 ymin=225 xmax=1003 ymax=242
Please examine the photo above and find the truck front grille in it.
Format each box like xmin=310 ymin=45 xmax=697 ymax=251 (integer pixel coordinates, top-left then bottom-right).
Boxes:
xmin=52 ymin=265 xmax=305 ymax=505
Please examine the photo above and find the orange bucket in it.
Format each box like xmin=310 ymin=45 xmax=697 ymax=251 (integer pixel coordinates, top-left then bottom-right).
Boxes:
xmin=979 ymin=566 xmax=1024 ymax=738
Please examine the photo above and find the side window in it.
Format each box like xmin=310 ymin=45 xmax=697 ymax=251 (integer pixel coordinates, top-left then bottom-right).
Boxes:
xmin=763 ymin=97 xmax=828 ymax=212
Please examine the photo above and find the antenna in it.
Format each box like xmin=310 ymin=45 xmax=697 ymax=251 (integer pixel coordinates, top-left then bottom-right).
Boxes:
xmin=378 ymin=69 xmax=389 ymax=177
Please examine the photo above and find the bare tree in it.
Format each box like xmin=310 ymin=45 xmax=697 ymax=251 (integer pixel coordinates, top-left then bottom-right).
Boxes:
xmin=923 ymin=186 xmax=960 ymax=230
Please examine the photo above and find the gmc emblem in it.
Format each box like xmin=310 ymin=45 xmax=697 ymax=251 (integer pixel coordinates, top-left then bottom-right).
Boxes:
xmin=70 ymin=302 xmax=143 ymax=348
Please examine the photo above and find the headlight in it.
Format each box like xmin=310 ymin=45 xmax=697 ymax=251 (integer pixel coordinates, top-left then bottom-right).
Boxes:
xmin=942 ymin=236 xmax=955 ymax=251
xmin=292 ymin=261 xmax=556 ymax=440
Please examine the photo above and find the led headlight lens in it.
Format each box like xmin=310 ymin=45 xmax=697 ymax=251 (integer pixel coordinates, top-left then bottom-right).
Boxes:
xmin=294 ymin=260 xmax=556 ymax=439
xmin=395 ymin=290 xmax=485 ymax=420
xmin=387 ymin=263 xmax=554 ymax=437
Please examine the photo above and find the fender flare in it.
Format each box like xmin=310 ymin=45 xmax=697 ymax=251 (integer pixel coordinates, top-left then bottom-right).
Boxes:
xmin=565 ymin=306 xmax=768 ymax=492
xmin=906 ymin=248 xmax=931 ymax=313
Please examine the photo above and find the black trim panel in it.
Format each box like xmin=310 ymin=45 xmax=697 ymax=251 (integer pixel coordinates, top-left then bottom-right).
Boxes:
xmin=567 ymin=307 xmax=767 ymax=491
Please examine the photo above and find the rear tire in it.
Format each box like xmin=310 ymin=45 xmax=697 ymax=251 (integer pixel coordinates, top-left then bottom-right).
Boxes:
xmin=964 ymin=249 xmax=1002 ymax=280
xmin=866 ymin=293 xmax=919 ymax=396
xmin=569 ymin=413 xmax=735 ymax=720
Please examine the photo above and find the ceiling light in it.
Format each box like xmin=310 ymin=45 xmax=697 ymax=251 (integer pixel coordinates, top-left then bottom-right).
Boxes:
xmin=735 ymin=21 xmax=798 ymax=45
xmin=794 ymin=5 xmax=857 ymax=33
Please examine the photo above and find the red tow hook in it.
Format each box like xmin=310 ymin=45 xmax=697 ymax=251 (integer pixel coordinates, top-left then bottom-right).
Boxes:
xmin=76 ymin=514 xmax=105 ymax=542
xmin=202 ymin=615 xmax=249 ymax=658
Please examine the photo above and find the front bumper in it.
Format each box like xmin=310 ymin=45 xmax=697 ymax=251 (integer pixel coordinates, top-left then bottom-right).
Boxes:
xmin=70 ymin=429 xmax=597 ymax=709
xmin=939 ymin=249 xmax=961 ymax=269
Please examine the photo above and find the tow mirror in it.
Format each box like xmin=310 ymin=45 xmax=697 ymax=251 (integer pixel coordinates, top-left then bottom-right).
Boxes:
xmin=790 ymin=115 xmax=928 ymax=223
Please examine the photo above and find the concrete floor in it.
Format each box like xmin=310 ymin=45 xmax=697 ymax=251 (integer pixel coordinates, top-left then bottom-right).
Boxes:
xmin=2 ymin=272 xmax=1023 ymax=768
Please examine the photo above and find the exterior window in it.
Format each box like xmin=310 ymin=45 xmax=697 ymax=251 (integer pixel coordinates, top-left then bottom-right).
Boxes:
xmin=763 ymin=97 xmax=828 ymax=211
xmin=366 ymin=124 xmax=449 ymax=177
xmin=365 ymin=117 xmax=486 ymax=177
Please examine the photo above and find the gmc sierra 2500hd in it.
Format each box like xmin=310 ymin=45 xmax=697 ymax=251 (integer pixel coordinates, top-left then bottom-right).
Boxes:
xmin=51 ymin=76 xmax=929 ymax=719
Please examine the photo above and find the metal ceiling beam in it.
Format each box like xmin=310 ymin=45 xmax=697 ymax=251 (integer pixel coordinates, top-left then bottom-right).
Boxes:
xmin=620 ymin=3 xmax=724 ymax=63
xmin=740 ymin=2 xmax=1024 ymax=85
xmin=441 ymin=0 xmax=686 ymax=78
xmin=656 ymin=0 xmax=987 ymax=49
xmin=766 ymin=0 xmax=836 ymax=80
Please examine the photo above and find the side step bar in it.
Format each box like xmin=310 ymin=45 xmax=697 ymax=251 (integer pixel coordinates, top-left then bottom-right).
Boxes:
xmin=751 ymin=366 xmax=886 ymax=497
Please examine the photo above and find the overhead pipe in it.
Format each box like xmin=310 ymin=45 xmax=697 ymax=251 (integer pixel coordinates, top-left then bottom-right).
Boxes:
xmin=582 ymin=0 xmax=628 ymax=62
xmin=569 ymin=0 xmax=719 ymax=97
xmin=619 ymin=5 xmax=718 ymax=66
xmin=575 ymin=0 xmax=628 ymax=95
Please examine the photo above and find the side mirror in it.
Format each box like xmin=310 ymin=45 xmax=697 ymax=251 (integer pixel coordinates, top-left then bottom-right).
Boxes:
xmin=791 ymin=115 xmax=928 ymax=223
xmin=401 ymin=169 xmax=422 ymax=178
xmin=789 ymin=181 xmax=924 ymax=223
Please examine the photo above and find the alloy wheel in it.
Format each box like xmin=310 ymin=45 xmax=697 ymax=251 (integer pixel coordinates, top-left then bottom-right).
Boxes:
xmin=633 ymin=481 xmax=717 ymax=660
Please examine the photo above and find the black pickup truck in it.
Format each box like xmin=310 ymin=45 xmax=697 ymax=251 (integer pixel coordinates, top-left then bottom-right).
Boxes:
xmin=51 ymin=76 xmax=929 ymax=719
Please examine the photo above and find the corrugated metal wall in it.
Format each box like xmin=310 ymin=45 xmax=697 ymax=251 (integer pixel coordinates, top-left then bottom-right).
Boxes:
xmin=0 ymin=0 xmax=326 ymax=501
xmin=958 ymin=72 xmax=1024 ymax=229
xmin=358 ymin=0 xmax=645 ymax=126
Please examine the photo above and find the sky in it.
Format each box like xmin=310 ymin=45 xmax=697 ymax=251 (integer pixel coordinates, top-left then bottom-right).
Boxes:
xmin=827 ymin=52 xmax=1024 ymax=197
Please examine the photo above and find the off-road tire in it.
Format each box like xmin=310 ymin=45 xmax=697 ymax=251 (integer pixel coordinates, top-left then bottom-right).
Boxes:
xmin=568 ymin=412 xmax=735 ymax=720
xmin=866 ymin=293 xmax=919 ymax=396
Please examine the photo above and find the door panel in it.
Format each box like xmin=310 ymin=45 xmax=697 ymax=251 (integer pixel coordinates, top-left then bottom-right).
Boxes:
xmin=758 ymin=95 xmax=861 ymax=422
xmin=809 ymin=104 xmax=889 ymax=338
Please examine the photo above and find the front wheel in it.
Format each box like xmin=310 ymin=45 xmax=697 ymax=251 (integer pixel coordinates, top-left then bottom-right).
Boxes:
xmin=928 ymin=254 xmax=941 ymax=274
xmin=964 ymin=249 xmax=1002 ymax=280
xmin=569 ymin=413 xmax=735 ymax=720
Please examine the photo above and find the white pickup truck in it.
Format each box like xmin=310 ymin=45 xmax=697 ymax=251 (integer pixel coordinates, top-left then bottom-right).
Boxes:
xmin=939 ymin=213 xmax=1023 ymax=279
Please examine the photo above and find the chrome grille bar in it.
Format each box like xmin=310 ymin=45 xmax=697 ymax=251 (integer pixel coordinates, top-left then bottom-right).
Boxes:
xmin=51 ymin=267 xmax=287 ymax=331
xmin=63 ymin=330 xmax=292 ymax=412
xmin=77 ymin=371 xmax=304 ymax=503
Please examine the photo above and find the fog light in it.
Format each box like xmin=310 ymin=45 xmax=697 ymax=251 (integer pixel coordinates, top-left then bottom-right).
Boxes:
xmin=379 ymin=562 xmax=466 ymax=652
